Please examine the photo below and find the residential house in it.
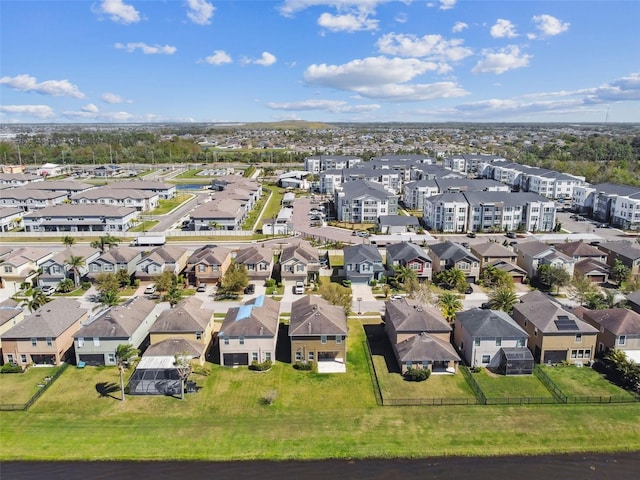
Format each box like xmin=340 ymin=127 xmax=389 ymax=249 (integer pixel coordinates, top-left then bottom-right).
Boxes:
xmin=148 ymin=297 xmax=214 ymax=366
xmin=38 ymin=246 xmax=100 ymax=289
xmin=576 ymin=308 xmax=640 ymax=363
xmin=514 ymin=240 xmax=576 ymax=280
xmin=384 ymin=298 xmax=459 ymax=373
xmin=233 ymin=245 xmax=274 ymax=281
xmin=385 ymin=242 xmax=432 ymax=281
xmin=555 ymin=240 xmax=610 ymax=283
xmin=1 ymin=298 xmax=88 ymax=366
xmin=471 ymin=242 xmax=526 ymax=283
xmin=0 ymin=299 xmax=24 ymax=357
xmin=429 ymin=241 xmax=480 ymax=283
xmin=512 ymin=298 xmax=598 ymax=364
xmin=377 ymin=215 xmax=419 ymax=234
xmin=0 ymin=207 xmax=23 ymax=232
xmin=627 ymin=290 xmax=640 ymax=315
xmin=135 ymin=245 xmax=188 ymax=282
xmin=289 ymin=295 xmax=348 ymax=370
xmin=73 ymin=296 xmax=167 ymax=366
xmin=0 ymin=172 xmax=42 ymax=186
xmin=453 ymin=308 xmax=529 ymax=369
xmin=0 ymin=246 xmax=53 ymax=284
xmin=343 ymin=244 xmax=385 ymax=284
xmin=218 ymin=295 xmax=280 ymax=366
xmin=597 ymin=241 xmax=640 ymax=277
xmin=37 ymin=163 xmax=65 ymax=177
xmin=333 ymin=179 xmax=398 ymax=223
xmin=23 ymin=204 xmax=139 ymax=233
xmin=278 ymin=241 xmax=320 ymax=282
xmin=88 ymin=246 xmax=142 ymax=279
xmin=185 ymin=244 xmax=232 ymax=285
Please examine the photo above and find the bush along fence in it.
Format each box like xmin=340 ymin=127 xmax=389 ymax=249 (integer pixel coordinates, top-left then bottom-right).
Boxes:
xmin=0 ymin=363 xmax=69 ymax=411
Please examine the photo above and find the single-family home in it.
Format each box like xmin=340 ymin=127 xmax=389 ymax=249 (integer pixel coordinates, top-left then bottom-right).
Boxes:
xmin=218 ymin=295 xmax=280 ymax=366
xmin=597 ymin=241 xmax=640 ymax=277
xmin=343 ymin=244 xmax=385 ymax=284
xmin=377 ymin=215 xmax=420 ymax=235
xmin=289 ymin=295 xmax=348 ymax=372
xmin=555 ymin=240 xmax=610 ymax=283
xmin=512 ymin=298 xmax=598 ymax=364
xmin=38 ymin=246 xmax=100 ymax=289
xmin=148 ymin=297 xmax=214 ymax=366
xmin=1 ymin=298 xmax=88 ymax=366
xmin=471 ymin=242 xmax=527 ymax=283
xmin=185 ymin=244 xmax=232 ymax=285
xmin=514 ymin=240 xmax=575 ymax=280
xmin=135 ymin=245 xmax=189 ymax=282
xmin=0 ymin=246 xmax=53 ymax=285
xmin=385 ymin=242 xmax=432 ymax=281
xmin=233 ymin=245 xmax=274 ymax=281
xmin=429 ymin=241 xmax=480 ymax=283
xmin=0 ymin=299 xmax=25 ymax=356
xmin=278 ymin=241 xmax=320 ymax=282
xmin=453 ymin=308 xmax=530 ymax=370
xmin=88 ymin=246 xmax=142 ymax=279
xmin=575 ymin=308 xmax=640 ymax=363
xmin=73 ymin=296 xmax=167 ymax=366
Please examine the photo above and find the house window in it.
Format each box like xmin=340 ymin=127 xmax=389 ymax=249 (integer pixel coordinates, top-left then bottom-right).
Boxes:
xmin=252 ymin=352 xmax=259 ymax=362
xmin=20 ymin=354 xmax=27 ymax=363
xmin=3 ymin=266 xmax=11 ymax=273
xmin=108 ymin=353 xmax=115 ymax=363
xmin=575 ymin=334 xmax=582 ymax=343
xmin=618 ymin=335 xmax=626 ymax=346
xmin=198 ymin=265 xmax=206 ymax=272
xmin=223 ymin=338 xmax=229 ymax=345
xmin=481 ymin=354 xmax=491 ymax=363
xmin=265 ymin=352 xmax=272 ymax=361
xmin=496 ymin=338 xmax=502 ymax=346
xmin=46 ymin=337 xmax=52 ymax=347
xmin=474 ymin=338 xmax=480 ymax=346
xmin=31 ymin=338 xmax=37 ymax=347
xmin=239 ymin=336 xmax=245 ymax=345
xmin=296 ymin=264 xmax=304 ymax=272
xmin=517 ymin=339 xmax=525 ymax=347
xmin=321 ymin=335 xmax=327 ymax=344
xmin=308 ymin=352 xmax=315 ymax=362
xmin=295 ymin=351 xmax=301 ymax=361
xmin=78 ymin=337 xmax=84 ymax=348
xmin=7 ymin=354 xmax=14 ymax=364
xmin=93 ymin=337 xmax=100 ymax=347
xmin=336 ymin=336 xmax=342 ymax=344
xmin=534 ymin=328 xmax=538 ymax=337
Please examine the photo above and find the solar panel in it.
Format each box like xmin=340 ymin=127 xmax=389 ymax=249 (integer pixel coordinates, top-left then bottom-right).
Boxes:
xmin=554 ymin=316 xmax=579 ymax=331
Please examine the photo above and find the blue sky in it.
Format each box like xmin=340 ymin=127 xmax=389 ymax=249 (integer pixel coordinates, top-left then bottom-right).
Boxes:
xmin=1 ymin=0 xmax=639 ymax=124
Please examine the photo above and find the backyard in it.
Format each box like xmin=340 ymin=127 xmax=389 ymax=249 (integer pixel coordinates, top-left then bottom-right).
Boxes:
xmin=0 ymin=366 xmax=59 ymax=405
xmin=540 ymin=365 xmax=637 ymax=400
xmin=472 ymin=368 xmax=556 ymax=401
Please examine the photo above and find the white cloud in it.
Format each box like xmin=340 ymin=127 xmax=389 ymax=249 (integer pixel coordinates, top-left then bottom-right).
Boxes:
xmin=93 ymin=0 xmax=141 ymax=24
xmin=115 ymin=42 xmax=177 ymax=55
xmin=472 ymin=45 xmax=531 ymax=74
xmin=278 ymin=1 xmax=393 ymax=17
xmin=490 ymin=19 xmax=518 ymax=38
xmin=529 ymin=14 xmax=570 ymax=39
xmin=266 ymin=99 xmax=380 ymax=113
xmin=303 ymin=56 xmax=468 ymax=101
xmin=0 ymin=74 xmax=85 ymax=98
xmin=0 ymin=104 xmax=55 ymax=119
xmin=394 ymin=12 xmax=407 ymax=24
xmin=377 ymin=33 xmax=473 ymax=63
xmin=242 ymin=52 xmax=277 ymax=66
xmin=452 ymin=21 xmax=468 ymax=33
xmin=201 ymin=50 xmax=233 ymax=65
xmin=318 ymin=11 xmax=378 ymax=32
xmin=82 ymin=104 xmax=99 ymax=113
xmin=101 ymin=92 xmax=130 ymax=104
xmin=439 ymin=0 xmax=457 ymax=10
xmin=186 ymin=0 xmax=215 ymax=25
xmin=583 ymin=72 xmax=640 ymax=103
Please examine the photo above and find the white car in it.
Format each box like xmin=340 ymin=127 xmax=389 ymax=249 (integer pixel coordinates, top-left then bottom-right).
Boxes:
xmin=144 ymin=285 xmax=156 ymax=295
xmin=41 ymin=286 xmax=56 ymax=295
xmin=390 ymin=294 xmax=403 ymax=300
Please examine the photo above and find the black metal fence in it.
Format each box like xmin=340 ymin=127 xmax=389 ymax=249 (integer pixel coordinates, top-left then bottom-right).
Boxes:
xmin=534 ymin=364 xmax=568 ymax=403
xmin=460 ymin=366 xmax=487 ymax=405
xmin=0 ymin=363 xmax=69 ymax=411
xmin=361 ymin=339 xmax=383 ymax=406
xmin=383 ymin=397 xmax=478 ymax=406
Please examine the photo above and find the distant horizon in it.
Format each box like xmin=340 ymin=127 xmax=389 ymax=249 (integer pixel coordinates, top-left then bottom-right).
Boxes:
xmin=1 ymin=1 xmax=639 ymax=123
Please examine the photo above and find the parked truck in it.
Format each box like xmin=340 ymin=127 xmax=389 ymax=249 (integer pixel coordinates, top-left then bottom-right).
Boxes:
xmin=132 ymin=235 xmax=166 ymax=247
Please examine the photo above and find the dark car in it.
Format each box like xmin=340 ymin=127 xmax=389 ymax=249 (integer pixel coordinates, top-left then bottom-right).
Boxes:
xmin=506 ymin=232 xmax=517 ymax=239
xmin=196 ymin=283 xmax=207 ymax=292
xmin=480 ymin=302 xmax=491 ymax=309
xmin=464 ymin=285 xmax=473 ymax=294
xmin=244 ymin=284 xmax=255 ymax=294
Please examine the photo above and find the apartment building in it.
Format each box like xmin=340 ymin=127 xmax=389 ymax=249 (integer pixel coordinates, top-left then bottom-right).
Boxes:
xmin=334 ymin=179 xmax=398 ymax=223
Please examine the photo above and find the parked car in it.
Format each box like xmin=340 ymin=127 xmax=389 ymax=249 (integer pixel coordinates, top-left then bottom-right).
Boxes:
xmin=466 ymin=231 xmax=476 ymax=238
xmin=196 ymin=283 xmax=207 ymax=292
xmin=506 ymin=232 xmax=517 ymax=239
xmin=244 ymin=284 xmax=255 ymax=294
xmin=294 ymin=281 xmax=304 ymax=295
xmin=144 ymin=285 xmax=156 ymax=295
xmin=41 ymin=285 xmax=56 ymax=295
xmin=480 ymin=302 xmax=491 ymax=309
xmin=357 ymin=231 xmax=370 ymax=237
xmin=464 ymin=285 xmax=473 ymax=294
xmin=597 ymin=223 xmax=610 ymax=228
xmin=390 ymin=294 xmax=404 ymax=300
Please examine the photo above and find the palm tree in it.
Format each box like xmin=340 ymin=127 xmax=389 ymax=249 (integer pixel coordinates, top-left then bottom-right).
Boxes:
xmin=488 ymin=287 xmax=518 ymax=313
xmin=21 ymin=289 xmax=49 ymax=313
xmin=441 ymin=268 xmax=466 ymax=291
xmin=438 ymin=292 xmax=463 ymax=323
xmin=94 ymin=290 xmax=120 ymax=312
xmin=62 ymin=235 xmax=76 ymax=247
xmin=173 ymin=353 xmax=192 ymax=401
xmin=90 ymin=234 xmax=120 ymax=253
xmin=115 ymin=344 xmax=139 ymax=402
xmin=65 ymin=255 xmax=85 ymax=289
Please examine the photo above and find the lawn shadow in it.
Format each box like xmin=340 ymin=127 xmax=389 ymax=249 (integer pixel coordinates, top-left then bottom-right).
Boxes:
xmin=363 ymin=322 xmax=401 ymax=374
xmin=276 ymin=323 xmax=291 ymax=364
xmin=95 ymin=382 xmax=120 ymax=399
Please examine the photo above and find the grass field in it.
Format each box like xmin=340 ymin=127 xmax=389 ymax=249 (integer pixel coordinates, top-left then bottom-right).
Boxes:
xmin=1 ymin=323 xmax=640 ymax=461
xmin=129 ymin=220 xmax=160 ymax=232
xmin=540 ymin=365 xmax=636 ymax=399
xmin=473 ymin=368 xmax=555 ymax=400
xmin=0 ymin=367 xmax=59 ymax=405
xmin=150 ymin=196 xmax=193 ymax=215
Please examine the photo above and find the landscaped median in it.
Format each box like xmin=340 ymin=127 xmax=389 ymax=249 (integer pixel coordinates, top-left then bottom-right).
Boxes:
xmin=1 ymin=322 xmax=640 ymax=461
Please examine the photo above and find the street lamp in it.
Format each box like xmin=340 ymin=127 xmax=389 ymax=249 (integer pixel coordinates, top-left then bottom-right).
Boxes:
xmin=357 ymin=297 xmax=362 ymax=315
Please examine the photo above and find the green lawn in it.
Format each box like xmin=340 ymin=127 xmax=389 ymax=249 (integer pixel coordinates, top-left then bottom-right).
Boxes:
xmin=150 ymin=196 xmax=193 ymax=215
xmin=129 ymin=220 xmax=160 ymax=232
xmin=260 ymin=185 xmax=285 ymax=222
xmin=473 ymin=369 xmax=555 ymax=400
xmin=1 ymin=324 xmax=640 ymax=461
xmin=174 ymin=169 xmax=203 ymax=178
xmin=540 ymin=365 xmax=636 ymax=399
xmin=0 ymin=366 xmax=59 ymax=405
xmin=329 ymin=255 xmax=344 ymax=267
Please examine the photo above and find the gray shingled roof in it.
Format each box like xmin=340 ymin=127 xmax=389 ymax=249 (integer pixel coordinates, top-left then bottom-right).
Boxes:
xmin=429 ymin=241 xmax=479 ymax=264
xmin=187 ymin=244 xmax=232 ymax=266
xmin=598 ymin=241 xmax=640 ymax=261
xmin=455 ymin=308 xmax=528 ymax=338
xmin=385 ymin=298 xmax=450 ymax=334
xmin=337 ymin=179 xmax=394 ymax=201
xmin=143 ymin=338 xmax=202 ymax=358
xmin=395 ymin=332 xmax=460 ymax=363
xmin=289 ymin=295 xmax=347 ymax=337
xmin=1 ymin=298 xmax=86 ymax=339
xmin=75 ymin=297 xmax=160 ymax=339
xmin=344 ymin=244 xmax=383 ymax=265
xmin=513 ymin=300 xmax=598 ymax=334
xmin=386 ymin=242 xmax=430 ymax=264
xmin=219 ymin=295 xmax=279 ymax=338
xmin=581 ymin=308 xmax=640 ymax=335
xmin=150 ymin=297 xmax=211 ymax=333
xmin=280 ymin=241 xmax=318 ymax=264
xmin=0 ymin=299 xmax=22 ymax=328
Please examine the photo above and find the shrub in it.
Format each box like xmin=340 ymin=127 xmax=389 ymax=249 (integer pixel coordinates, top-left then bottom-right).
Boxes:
xmin=369 ymin=279 xmax=377 ymax=287
xmin=342 ymin=279 xmax=352 ymax=287
xmin=470 ymin=366 xmax=483 ymax=374
xmin=404 ymin=367 xmax=431 ymax=382
xmin=265 ymin=279 xmax=276 ymax=288
xmin=81 ymin=281 xmax=91 ymax=290
xmin=133 ymin=279 xmax=140 ymax=287
xmin=293 ymin=361 xmax=313 ymax=371
xmin=1 ymin=363 xmax=22 ymax=374
xmin=249 ymin=359 xmax=272 ymax=371
xmin=261 ymin=389 xmax=278 ymax=405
